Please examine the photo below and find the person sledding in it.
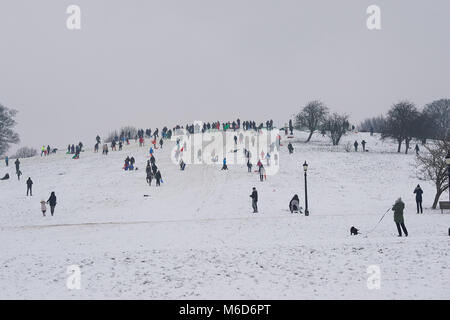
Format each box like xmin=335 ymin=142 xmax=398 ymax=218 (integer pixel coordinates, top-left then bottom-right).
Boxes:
xmin=289 ymin=194 xmax=302 ymax=213
xmin=0 ymin=173 xmax=9 ymax=180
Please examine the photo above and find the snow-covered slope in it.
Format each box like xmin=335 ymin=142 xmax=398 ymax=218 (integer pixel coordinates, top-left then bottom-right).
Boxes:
xmin=0 ymin=131 xmax=449 ymax=299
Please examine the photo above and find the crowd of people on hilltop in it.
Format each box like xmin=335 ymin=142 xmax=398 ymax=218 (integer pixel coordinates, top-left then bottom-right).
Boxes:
xmin=173 ymin=119 xmax=276 ymax=134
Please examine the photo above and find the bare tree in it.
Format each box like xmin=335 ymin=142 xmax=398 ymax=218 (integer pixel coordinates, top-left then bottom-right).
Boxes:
xmin=0 ymin=104 xmax=20 ymax=156
xmin=423 ymin=99 xmax=450 ymax=141
xmin=294 ymin=100 xmax=329 ymax=142
xmin=416 ymin=140 xmax=450 ymax=208
xmin=358 ymin=115 xmax=386 ymax=133
xmin=381 ymin=101 xmax=420 ymax=154
xmin=323 ymin=113 xmax=349 ymax=146
xmin=12 ymin=147 xmax=37 ymax=158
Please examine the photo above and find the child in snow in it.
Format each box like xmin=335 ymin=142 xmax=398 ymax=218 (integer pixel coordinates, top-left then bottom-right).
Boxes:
xmin=40 ymin=200 xmax=47 ymax=217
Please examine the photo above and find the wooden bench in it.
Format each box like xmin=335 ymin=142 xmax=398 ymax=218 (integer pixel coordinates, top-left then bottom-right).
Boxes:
xmin=439 ymin=201 xmax=450 ymax=213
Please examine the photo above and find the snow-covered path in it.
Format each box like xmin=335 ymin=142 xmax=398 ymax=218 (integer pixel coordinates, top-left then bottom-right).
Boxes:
xmin=0 ymin=132 xmax=449 ymax=299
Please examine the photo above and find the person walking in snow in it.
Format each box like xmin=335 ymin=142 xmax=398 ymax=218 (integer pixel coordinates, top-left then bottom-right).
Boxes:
xmin=103 ymin=144 xmax=109 ymax=155
xmin=259 ymin=164 xmax=266 ymax=182
xmin=250 ymin=187 xmax=258 ymax=213
xmin=40 ymin=200 xmax=47 ymax=217
xmin=288 ymin=143 xmax=294 ymax=154
xmin=414 ymin=184 xmax=423 ymax=214
xmin=354 ymin=140 xmax=358 ymax=152
xmin=221 ymin=158 xmax=228 ymax=170
xmin=247 ymin=159 xmax=252 ymax=173
xmin=5 ymin=156 xmax=8 ymax=167
xmin=415 ymin=144 xmax=420 ymax=155
xmin=47 ymin=145 xmax=51 ymax=156
xmin=26 ymin=177 xmax=33 ymax=196
xmin=155 ymin=170 xmax=162 ymax=186
xmin=159 ymin=138 xmax=163 ymax=149
xmin=289 ymin=194 xmax=300 ymax=213
xmin=392 ymin=197 xmax=408 ymax=237
xmin=47 ymin=192 xmax=57 ymax=216
xmin=15 ymin=158 xmax=20 ymax=174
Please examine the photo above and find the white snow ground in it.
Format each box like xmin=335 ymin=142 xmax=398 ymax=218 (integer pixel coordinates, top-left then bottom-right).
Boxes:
xmin=0 ymin=131 xmax=449 ymax=299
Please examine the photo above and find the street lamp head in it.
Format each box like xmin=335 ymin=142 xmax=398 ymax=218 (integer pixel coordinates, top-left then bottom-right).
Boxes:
xmin=446 ymin=153 xmax=450 ymax=165
xmin=303 ymin=161 xmax=308 ymax=172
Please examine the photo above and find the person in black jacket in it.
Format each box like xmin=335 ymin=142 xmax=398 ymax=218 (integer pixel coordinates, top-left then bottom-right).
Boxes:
xmin=250 ymin=187 xmax=258 ymax=213
xmin=47 ymin=192 xmax=57 ymax=216
xmin=414 ymin=184 xmax=424 ymax=214
xmin=288 ymin=143 xmax=294 ymax=154
xmin=26 ymin=177 xmax=33 ymax=196
xmin=247 ymin=159 xmax=252 ymax=173
xmin=155 ymin=170 xmax=162 ymax=186
xmin=289 ymin=194 xmax=300 ymax=213
xmin=15 ymin=158 xmax=20 ymax=173
xmin=0 ymin=173 xmax=9 ymax=180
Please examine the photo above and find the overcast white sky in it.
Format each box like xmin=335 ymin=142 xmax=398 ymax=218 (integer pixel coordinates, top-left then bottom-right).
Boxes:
xmin=0 ymin=0 xmax=449 ymax=151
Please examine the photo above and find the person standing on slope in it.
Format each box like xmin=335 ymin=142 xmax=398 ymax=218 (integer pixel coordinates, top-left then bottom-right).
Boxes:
xmin=221 ymin=158 xmax=228 ymax=170
xmin=259 ymin=164 xmax=266 ymax=182
xmin=47 ymin=192 xmax=57 ymax=216
xmin=250 ymin=187 xmax=258 ymax=213
xmin=354 ymin=140 xmax=358 ymax=152
xmin=155 ymin=170 xmax=162 ymax=186
xmin=288 ymin=143 xmax=294 ymax=154
xmin=361 ymin=140 xmax=366 ymax=152
xmin=413 ymin=184 xmax=423 ymax=214
xmin=26 ymin=177 xmax=33 ymax=196
xmin=247 ymin=159 xmax=252 ymax=173
xmin=4 ymin=156 xmax=8 ymax=167
xmin=14 ymin=158 xmax=20 ymax=174
xmin=392 ymin=197 xmax=408 ymax=237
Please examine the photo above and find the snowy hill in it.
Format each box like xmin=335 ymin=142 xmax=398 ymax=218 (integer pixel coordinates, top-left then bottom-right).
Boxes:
xmin=0 ymin=131 xmax=449 ymax=299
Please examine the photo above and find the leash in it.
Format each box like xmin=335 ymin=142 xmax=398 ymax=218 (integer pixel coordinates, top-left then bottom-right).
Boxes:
xmin=363 ymin=207 xmax=391 ymax=237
